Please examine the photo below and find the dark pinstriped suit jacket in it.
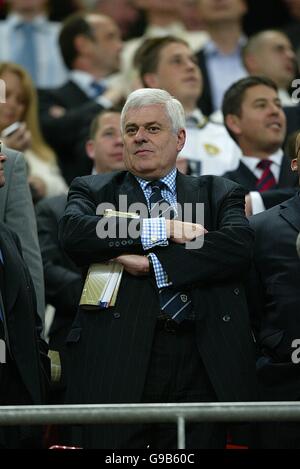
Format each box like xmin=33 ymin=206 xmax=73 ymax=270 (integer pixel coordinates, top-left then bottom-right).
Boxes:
xmin=59 ymin=170 xmax=258 ymax=448
xmin=248 ymin=194 xmax=300 ymax=400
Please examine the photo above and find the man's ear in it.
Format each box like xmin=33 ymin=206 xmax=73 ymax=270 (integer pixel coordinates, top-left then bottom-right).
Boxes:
xmin=86 ymin=140 xmax=95 ymax=161
xmin=143 ymin=73 xmax=160 ymax=89
xmin=243 ymin=53 xmax=259 ymax=75
xmin=291 ymin=158 xmax=298 ymax=172
xmin=176 ymin=128 xmax=186 ymax=153
xmin=225 ymin=114 xmax=242 ymax=137
xmin=74 ymin=34 xmax=92 ymax=55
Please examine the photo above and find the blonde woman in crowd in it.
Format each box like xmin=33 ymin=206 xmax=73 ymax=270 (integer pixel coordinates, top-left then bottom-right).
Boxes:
xmin=0 ymin=62 xmax=68 ymax=202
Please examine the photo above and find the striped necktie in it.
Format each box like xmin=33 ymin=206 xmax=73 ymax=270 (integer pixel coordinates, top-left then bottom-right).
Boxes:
xmin=149 ymin=181 xmax=192 ymax=324
xmin=256 ymin=160 xmax=276 ymax=192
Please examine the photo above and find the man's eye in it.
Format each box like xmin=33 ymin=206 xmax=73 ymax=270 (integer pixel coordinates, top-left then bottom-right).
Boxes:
xmin=148 ymin=126 xmax=159 ymax=133
xmin=126 ymin=128 xmax=136 ymax=135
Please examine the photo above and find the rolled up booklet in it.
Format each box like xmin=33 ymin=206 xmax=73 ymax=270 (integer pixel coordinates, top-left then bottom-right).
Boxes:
xmin=80 ymin=261 xmax=123 ymax=309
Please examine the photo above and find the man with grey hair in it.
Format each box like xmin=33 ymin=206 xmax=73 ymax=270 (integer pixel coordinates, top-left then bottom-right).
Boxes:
xmin=59 ymin=88 xmax=257 ymax=449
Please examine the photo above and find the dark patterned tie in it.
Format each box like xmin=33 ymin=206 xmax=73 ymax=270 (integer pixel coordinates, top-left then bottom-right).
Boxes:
xmin=148 ymin=181 xmax=192 ymax=324
xmin=90 ymin=81 xmax=106 ymax=98
xmin=256 ymin=160 xmax=276 ymax=192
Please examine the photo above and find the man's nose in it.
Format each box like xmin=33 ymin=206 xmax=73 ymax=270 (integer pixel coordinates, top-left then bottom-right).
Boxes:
xmin=268 ymin=103 xmax=281 ymax=115
xmin=134 ymin=127 xmax=148 ymax=142
xmin=115 ymin=135 xmax=123 ymax=146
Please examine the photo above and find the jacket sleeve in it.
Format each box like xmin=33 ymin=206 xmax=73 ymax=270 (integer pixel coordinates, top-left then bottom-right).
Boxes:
xmin=59 ymin=177 xmax=143 ymax=266
xmin=4 ymin=151 xmax=45 ymax=326
xmin=36 ymin=198 xmax=83 ymax=316
xmin=153 ymin=183 xmax=254 ymax=288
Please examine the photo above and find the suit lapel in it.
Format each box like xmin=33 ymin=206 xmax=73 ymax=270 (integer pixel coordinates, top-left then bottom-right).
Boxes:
xmin=115 ymin=172 xmax=149 ymax=216
xmin=279 ymin=193 xmax=300 ymax=232
xmin=236 ymin=162 xmax=258 ymax=191
xmin=176 ymin=172 xmax=209 ymax=225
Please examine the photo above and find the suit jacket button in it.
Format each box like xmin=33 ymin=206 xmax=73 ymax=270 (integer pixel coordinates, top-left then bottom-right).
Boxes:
xmin=233 ymin=288 xmax=240 ymax=295
xmin=113 ymin=313 xmax=120 ymax=319
xmin=222 ymin=314 xmax=231 ymax=322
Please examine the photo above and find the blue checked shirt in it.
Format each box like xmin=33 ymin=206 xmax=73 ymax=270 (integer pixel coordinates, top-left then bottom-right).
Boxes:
xmin=135 ymin=168 xmax=177 ymax=288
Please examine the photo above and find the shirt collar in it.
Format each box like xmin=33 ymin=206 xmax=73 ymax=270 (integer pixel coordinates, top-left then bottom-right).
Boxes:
xmin=69 ymin=70 xmax=108 ymax=97
xmin=241 ymin=148 xmax=283 ymax=172
xmin=204 ymin=35 xmax=247 ymax=57
xmin=186 ymin=108 xmax=206 ymax=127
xmin=145 ymin=22 xmax=186 ymax=38
xmin=135 ymin=168 xmax=177 ymax=194
xmin=9 ymin=13 xmax=48 ymax=30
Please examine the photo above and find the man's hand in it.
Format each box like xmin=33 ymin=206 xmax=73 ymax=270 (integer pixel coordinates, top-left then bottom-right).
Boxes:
xmin=103 ymin=86 xmax=125 ymax=106
xmin=166 ymin=220 xmax=207 ymax=244
xmin=115 ymin=254 xmax=150 ymax=276
xmin=245 ymin=194 xmax=253 ymax=217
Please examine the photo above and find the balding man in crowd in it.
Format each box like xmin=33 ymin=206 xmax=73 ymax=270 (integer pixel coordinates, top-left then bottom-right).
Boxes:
xmin=243 ymin=30 xmax=297 ymax=106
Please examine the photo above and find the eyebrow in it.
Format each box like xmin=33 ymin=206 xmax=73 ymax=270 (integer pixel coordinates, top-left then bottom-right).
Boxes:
xmin=253 ymin=97 xmax=281 ymax=105
xmin=125 ymin=121 xmax=160 ymax=129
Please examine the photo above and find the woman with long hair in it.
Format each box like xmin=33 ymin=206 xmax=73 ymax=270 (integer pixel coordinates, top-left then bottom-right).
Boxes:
xmin=0 ymin=62 xmax=68 ymax=202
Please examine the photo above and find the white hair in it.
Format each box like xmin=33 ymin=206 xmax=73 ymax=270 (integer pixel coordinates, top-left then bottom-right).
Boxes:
xmin=120 ymin=88 xmax=186 ymax=134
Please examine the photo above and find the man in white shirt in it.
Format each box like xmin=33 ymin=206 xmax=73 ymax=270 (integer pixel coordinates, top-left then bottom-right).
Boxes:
xmin=222 ymin=76 xmax=298 ymax=216
xmin=0 ymin=0 xmax=67 ymax=88
xmin=196 ymin=0 xmax=248 ymax=115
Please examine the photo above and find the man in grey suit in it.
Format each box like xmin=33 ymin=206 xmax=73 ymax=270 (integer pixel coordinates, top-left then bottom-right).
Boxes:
xmin=0 ymin=144 xmax=45 ymax=327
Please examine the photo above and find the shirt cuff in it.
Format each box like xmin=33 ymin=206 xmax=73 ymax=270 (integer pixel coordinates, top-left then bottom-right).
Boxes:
xmin=147 ymin=253 xmax=172 ymax=288
xmin=141 ymin=218 xmax=168 ymax=250
xmin=249 ymin=191 xmax=266 ymax=215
